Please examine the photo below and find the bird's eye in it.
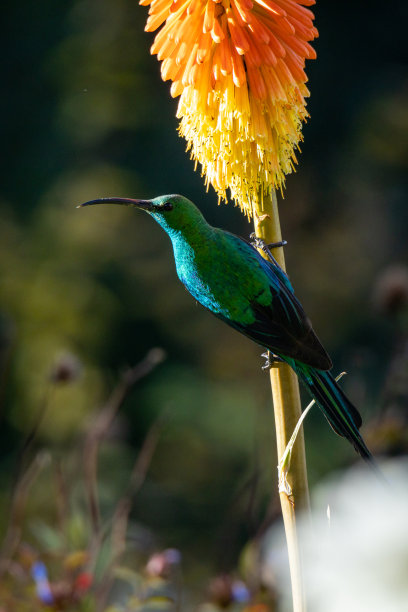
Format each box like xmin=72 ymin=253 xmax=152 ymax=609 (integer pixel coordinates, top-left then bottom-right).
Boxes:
xmin=162 ymin=202 xmax=173 ymax=211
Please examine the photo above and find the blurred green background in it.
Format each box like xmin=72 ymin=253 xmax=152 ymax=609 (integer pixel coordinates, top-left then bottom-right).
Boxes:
xmin=1 ymin=0 xmax=408 ymax=608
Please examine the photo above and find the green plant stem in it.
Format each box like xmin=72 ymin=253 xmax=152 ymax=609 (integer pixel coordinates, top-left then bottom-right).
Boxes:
xmin=253 ymin=188 xmax=310 ymax=612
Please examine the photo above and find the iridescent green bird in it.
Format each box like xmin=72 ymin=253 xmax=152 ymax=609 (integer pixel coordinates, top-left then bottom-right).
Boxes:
xmin=80 ymin=194 xmax=372 ymax=461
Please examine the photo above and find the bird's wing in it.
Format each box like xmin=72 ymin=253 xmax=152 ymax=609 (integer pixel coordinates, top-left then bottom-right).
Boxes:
xmin=249 ymin=292 xmax=332 ymax=370
xmin=222 ymin=235 xmax=333 ymax=370
xmin=232 ymin=232 xmax=296 ymax=294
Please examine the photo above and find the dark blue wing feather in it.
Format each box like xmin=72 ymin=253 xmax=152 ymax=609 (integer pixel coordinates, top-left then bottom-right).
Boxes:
xmin=219 ymin=234 xmax=332 ymax=370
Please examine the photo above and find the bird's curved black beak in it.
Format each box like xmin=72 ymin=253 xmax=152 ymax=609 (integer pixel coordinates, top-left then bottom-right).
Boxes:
xmin=77 ymin=197 xmax=154 ymax=211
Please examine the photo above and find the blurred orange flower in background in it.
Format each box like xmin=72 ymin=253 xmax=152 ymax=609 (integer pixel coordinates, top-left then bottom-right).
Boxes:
xmin=141 ymin=0 xmax=318 ymax=216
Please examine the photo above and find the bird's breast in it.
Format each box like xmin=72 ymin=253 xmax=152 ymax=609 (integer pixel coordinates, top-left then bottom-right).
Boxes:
xmin=172 ymin=234 xmax=271 ymax=324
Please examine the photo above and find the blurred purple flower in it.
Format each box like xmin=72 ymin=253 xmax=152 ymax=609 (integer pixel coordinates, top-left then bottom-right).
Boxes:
xmin=146 ymin=548 xmax=181 ymax=577
xmin=232 ymin=580 xmax=251 ymax=603
xmin=31 ymin=561 xmax=54 ymax=605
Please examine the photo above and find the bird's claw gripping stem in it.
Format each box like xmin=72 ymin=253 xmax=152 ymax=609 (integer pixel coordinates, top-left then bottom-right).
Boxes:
xmin=261 ymin=351 xmax=284 ymax=370
xmin=250 ymin=234 xmax=287 ymax=268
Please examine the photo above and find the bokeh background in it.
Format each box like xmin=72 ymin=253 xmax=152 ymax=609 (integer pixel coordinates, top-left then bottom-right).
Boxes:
xmin=1 ymin=1 xmax=408 ymax=609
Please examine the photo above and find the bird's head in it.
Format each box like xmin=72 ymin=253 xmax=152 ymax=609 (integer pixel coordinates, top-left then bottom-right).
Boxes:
xmin=78 ymin=194 xmax=207 ymax=236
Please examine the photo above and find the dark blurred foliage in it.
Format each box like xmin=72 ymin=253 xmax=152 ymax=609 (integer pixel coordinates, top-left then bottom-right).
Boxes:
xmin=1 ymin=0 xmax=408 ymax=608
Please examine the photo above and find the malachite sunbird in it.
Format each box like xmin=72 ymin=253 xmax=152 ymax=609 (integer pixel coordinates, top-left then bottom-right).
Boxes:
xmin=79 ymin=194 xmax=372 ymax=461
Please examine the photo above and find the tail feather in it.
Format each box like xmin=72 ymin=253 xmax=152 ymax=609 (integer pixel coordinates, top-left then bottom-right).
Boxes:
xmin=295 ymin=365 xmax=372 ymax=461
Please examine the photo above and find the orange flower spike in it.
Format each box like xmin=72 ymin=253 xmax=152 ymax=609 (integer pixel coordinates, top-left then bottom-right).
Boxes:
xmin=145 ymin=10 xmax=171 ymax=31
xmin=161 ymin=58 xmax=173 ymax=80
xmin=230 ymin=44 xmax=247 ymax=87
xmin=247 ymin=16 xmax=270 ymax=43
xmin=170 ymin=79 xmax=183 ymax=97
xmin=276 ymin=0 xmax=315 ymax=23
xmin=248 ymin=29 xmax=276 ymax=65
xmin=219 ymin=36 xmax=233 ymax=75
xmin=153 ymin=35 xmax=177 ymax=60
xmin=203 ymin=0 xmax=215 ymax=33
xmin=263 ymin=64 xmax=287 ymax=99
xmin=245 ymin=38 xmax=262 ymax=68
xmin=212 ymin=44 xmax=223 ymax=81
xmin=229 ymin=0 xmax=249 ymax=27
xmin=174 ymin=12 xmax=196 ymax=43
xmin=228 ymin=19 xmax=250 ymax=55
xmin=211 ymin=16 xmax=225 ymax=44
xmin=182 ymin=42 xmax=200 ymax=86
xmin=170 ymin=0 xmax=188 ymax=12
xmin=236 ymin=0 xmax=254 ymax=11
xmin=279 ymin=17 xmax=297 ymax=35
xmin=188 ymin=62 xmax=201 ymax=85
xmin=289 ymin=15 xmax=317 ymax=40
xmin=254 ymin=0 xmax=287 ymax=18
xmin=278 ymin=29 xmax=314 ymax=58
xmin=247 ymin=66 xmax=267 ymax=99
xmin=141 ymin=0 xmax=318 ymax=214
xmin=260 ymin=23 xmax=286 ymax=57
xmin=176 ymin=40 xmax=188 ymax=64
xmin=255 ymin=37 xmax=278 ymax=66
xmin=177 ymin=17 xmax=202 ymax=50
xmin=144 ymin=0 xmax=174 ymax=28
xmin=231 ymin=0 xmax=252 ymax=24
xmin=283 ymin=46 xmax=307 ymax=81
xmin=196 ymin=31 xmax=213 ymax=63
xmin=275 ymin=57 xmax=296 ymax=88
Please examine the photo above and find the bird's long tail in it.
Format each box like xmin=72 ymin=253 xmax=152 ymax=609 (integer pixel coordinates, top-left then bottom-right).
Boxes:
xmin=293 ymin=364 xmax=372 ymax=461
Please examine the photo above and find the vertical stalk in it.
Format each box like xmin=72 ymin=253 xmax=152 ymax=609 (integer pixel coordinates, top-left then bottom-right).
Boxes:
xmin=253 ymin=189 xmax=310 ymax=612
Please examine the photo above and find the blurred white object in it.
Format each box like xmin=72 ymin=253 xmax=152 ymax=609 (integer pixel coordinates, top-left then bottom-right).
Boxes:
xmin=262 ymin=459 xmax=408 ymax=612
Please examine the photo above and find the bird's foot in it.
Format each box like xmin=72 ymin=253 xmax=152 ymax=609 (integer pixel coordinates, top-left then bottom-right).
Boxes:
xmin=250 ymin=234 xmax=287 ymax=267
xmin=261 ymin=351 xmax=284 ymax=370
